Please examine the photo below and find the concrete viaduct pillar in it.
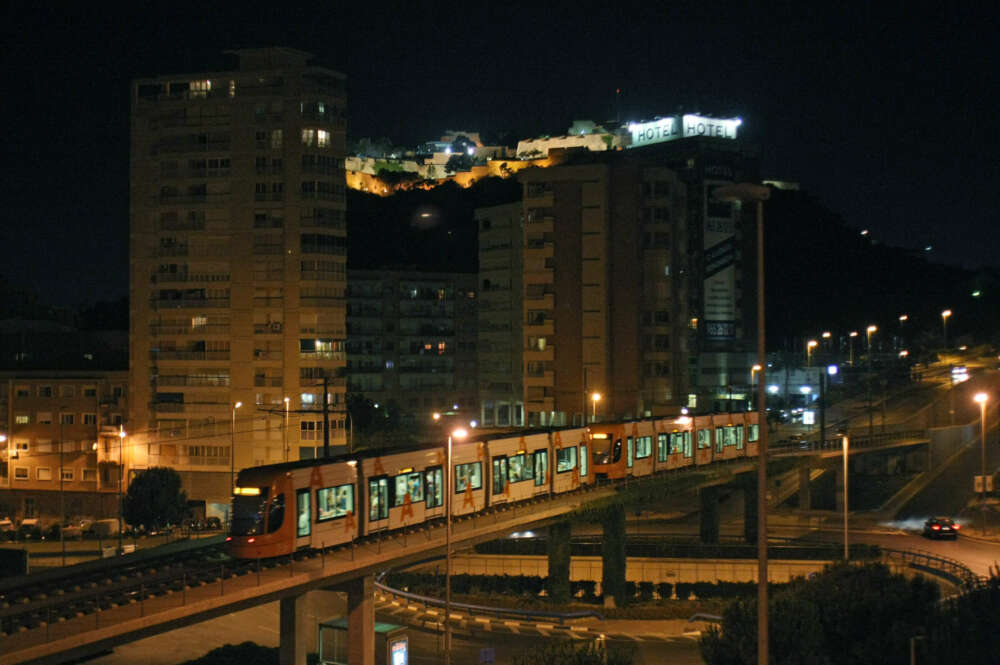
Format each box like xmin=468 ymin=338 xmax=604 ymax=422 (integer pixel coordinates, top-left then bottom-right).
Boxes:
xmin=547 ymin=521 xmax=572 ymax=604
xmin=742 ymin=482 xmax=757 ymax=544
xmin=279 ymin=594 xmax=310 ymax=665
xmin=347 ymin=575 xmax=376 ymax=665
xmin=699 ymin=486 xmax=720 ymax=544
xmin=798 ymin=466 xmax=812 ymax=510
xmin=601 ymin=503 xmax=626 ymax=608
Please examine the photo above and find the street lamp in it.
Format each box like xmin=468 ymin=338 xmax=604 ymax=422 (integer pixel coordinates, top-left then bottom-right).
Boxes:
xmin=118 ymin=426 xmax=126 ymax=554
xmin=445 ymin=427 xmax=468 ymax=665
xmin=713 ymin=181 xmax=770 ymax=665
xmin=750 ymin=364 xmax=762 ymax=410
xmin=849 ymin=331 xmax=859 ymax=367
xmin=231 ymin=401 xmax=242 ymax=490
xmin=806 ymin=339 xmax=818 ymax=367
xmin=941 ymin=309 xmax=952 ymax=348
xmin=866 ymin=326 xmax=877 ymax=440
xmin=974 ymin=392 xmax=989 ymax=535
xmin=283 ymin=397 xmax=290 ymax=463
xmin=591 ymin=392 xmax=601 ymax=423
xmin=842 ymin=435 xmax=850 ymax=560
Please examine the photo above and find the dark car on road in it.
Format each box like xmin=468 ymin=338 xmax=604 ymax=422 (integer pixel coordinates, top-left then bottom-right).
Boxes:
xmin=923 ymin=517 xmax=960 ymax=539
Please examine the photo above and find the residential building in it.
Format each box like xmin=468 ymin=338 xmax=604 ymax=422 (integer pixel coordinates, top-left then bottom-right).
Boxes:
xmin=475 ymin=202 xmax=524 ymax=427
xmin=129 ymin=48 xmax=347 ymax=512
xmin=0 ymin=371 xmax=128 ymax=523
xmin=346 ymin=270 xmax=478 ymax=425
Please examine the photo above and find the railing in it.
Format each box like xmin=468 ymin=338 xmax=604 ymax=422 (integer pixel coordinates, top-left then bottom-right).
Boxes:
xmin=771 ymin=428 xmax=927 ymax=453
xmin=882 ymin=548 xmax=983 ymax=590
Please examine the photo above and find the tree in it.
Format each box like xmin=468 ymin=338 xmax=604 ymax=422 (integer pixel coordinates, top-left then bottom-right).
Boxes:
xmin=445 ymin=153 xmax=474 ymax=173
xmin=700 ymin=563 xmax=940 ymax=665
xmin=123 ymin=467 xmax=188 ymax=530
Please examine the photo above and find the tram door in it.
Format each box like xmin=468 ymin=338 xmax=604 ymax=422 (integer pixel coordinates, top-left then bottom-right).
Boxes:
xmin=492 ymin=456 xmax=508 ymax=503
xmin=626 ymin=436 xmax=634 ymax=470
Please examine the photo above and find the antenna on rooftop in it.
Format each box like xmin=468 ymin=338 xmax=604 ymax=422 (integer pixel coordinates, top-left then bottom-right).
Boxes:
xmin=615 ymin=88 xmax=621 ymax=125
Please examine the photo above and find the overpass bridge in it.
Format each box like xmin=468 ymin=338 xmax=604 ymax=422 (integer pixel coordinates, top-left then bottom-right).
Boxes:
xmin=0 ymin=426 xmax=941 ymax=665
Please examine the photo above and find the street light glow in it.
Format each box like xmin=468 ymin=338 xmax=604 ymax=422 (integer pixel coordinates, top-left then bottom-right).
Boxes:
xmin=974 ymin=392 xmax=988 ymax=405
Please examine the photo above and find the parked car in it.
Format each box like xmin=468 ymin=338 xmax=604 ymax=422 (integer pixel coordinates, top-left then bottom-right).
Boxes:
xmin=205 ymin=516 xmax=222 ymax=530
xmin=0 ymin=518 xmax=15 ymax=541
xmin=16 ymin=519 xmax=41 ymax=541
xmin=923 ymin=517 xmax=960 ymax=539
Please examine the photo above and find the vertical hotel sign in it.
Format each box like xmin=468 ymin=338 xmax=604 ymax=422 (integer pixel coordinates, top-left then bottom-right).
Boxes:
xmin=704 ymin=181 xmax=738 ymax=339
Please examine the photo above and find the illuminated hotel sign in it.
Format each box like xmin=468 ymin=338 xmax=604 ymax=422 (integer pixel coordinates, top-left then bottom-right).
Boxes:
xmin=627 ymin=115 xmax=741 ymax=148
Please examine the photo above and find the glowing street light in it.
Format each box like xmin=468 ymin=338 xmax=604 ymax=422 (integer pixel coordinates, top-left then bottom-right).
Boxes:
xmin=807 ymin=339 xmax=818 ymax=366
xmin=283 ymin=397 xmax=290 ymax=463
xmin=591 ymin=392 xmax=601 ymax=423
xmin=866 ymin=326 xmax=877 ymax=439
xmin=941 ymin=309 xmax=952 ymax=347
xmin=231 ymin=401 xmax=242 ymax=490
xmin=444 ymin=427 xmax=468 ymax=665
xmin=849 ymin=331 xmax=859 ymax=367
xmin=975 ymin=393 xmax=989 ymax=535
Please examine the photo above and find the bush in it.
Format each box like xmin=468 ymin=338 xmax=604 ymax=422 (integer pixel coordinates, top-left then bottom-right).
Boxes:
xmin=624 ymin=581 xmax=637 ymax=602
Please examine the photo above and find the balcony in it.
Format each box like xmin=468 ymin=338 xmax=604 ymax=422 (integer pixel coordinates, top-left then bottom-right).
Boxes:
xmin=254 ymin=377 xmax=283 ymax=387
xmin=299 ymin=351 xmax=345 ymax=361
xmin=150 ymin=297 xmax=230 ymax=310
xmin=150 ymin=324 xmax=230 ymax=336
xmin=150 ymin=350 xmax=230 ymax=361
xmin=254 ymin=322 xmax=284 ymax=334
xmin=253 ymin=350 xmax=283 ymax=361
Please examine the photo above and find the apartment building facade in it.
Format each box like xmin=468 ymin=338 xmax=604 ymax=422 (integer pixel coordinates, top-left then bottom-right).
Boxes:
xmin=0 ymin=372 xmax=128 ymax=522
xmin=130 ymin=48 xmax=348 ymax=509
xmin=475 ymin=202 xmax=524 ymax=427
xmin=346 ymin=269 xmax=478 ymax=424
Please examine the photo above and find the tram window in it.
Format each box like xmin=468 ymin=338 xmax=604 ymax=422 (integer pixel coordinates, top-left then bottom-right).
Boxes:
xmin=612 ymin=438 xmax=622 ymax=463
xmin=657 ymin=434 xmax=668 ymax=462
xmin=533 ymin=450 xmax=548 ymax=486
xmin=626 ymin=437 xmax=634 ymax=468
xmin=670 ymin=432 xmax=685 ymax=455
xmin=635 ymin=436 xmax=652 ymax=459
xmin=425 ymin=466 xmax=443 ymax=508
xmin=715 ymin=427 xmax=725 ymax=452
xmin=509 ymin=454 xmax=533 ymax=483
xmin=393 ymin=472 xmax=424 ymax=506
xmin=492 ymin=457 xmax=508 ymax=495
xmin=697 ymin=429 xmax=711 ymax=449
xmin=735 ymin=424 xmax=744 ymax=449
xmin=748 ymin=424 xmax=760 ymax=443
xmin=267 ymin=493 xmax=285 ymax=534
xmin=232 ymin=488 xmax=269 ymax=536
xmin=369 ymin=477 xmax=389 ymax=521
xmin=556 ymin=447 xmax=577 ymax=473
xmin=296 ymin=489 xmax=311 ymax=537
xmin=317 ymin=484 xmax=354 ymax=521
xmin=580 ymin=444 xmax=588 ymax=477
xmin=455 ymin=462 xmax=483 ymax=492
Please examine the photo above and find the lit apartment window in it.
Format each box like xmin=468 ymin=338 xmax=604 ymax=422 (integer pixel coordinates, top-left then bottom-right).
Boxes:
xmin=302 ymin=129 xmax=316 ymax=146
xmin=61 ymin=468 xmax=74 ymax=482
xmin=270 ymin=129 xmax=282 ymax=149
xmin=15 ymin=414 xmax=29 ymax=425
xmin=317 ymin=130 xmax=330 ymax=147
xmin=14 ymin=467 xmax=28 ymax=480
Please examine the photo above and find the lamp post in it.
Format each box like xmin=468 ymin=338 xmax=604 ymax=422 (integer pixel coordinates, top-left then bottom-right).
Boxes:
xmin=591 ymin=392 xmax=601 ymax=424
xmin=898 ymin=314 xmax=908 ymax=349
xmin=283 ymin=397 xmax=290 ymax=462
xmin=118 ymin=426 xmax=126 ymax=554
xmin=941 ymin=309 xmax=952 ymax=348
xmin=713 ymin=182 xmax=770 ymax=665
xmin=842 ymin=435 xmax=850 ymax=560
xmin=806 ymin=339 xmax=818 ymax=367
xmin=751 ymin=364 xmax=762 ymax=411
xmin=59 ymin=409 xmax=66 ymax=567
xmin=1 ymin=434 xmax=8 ymax=489
xmin=866 ymin=326 xmax=877 ymax=440
xmin=444 ymin=427 xmax=468 ymax=665
xmin=231 ymin=401 xmax=242 ymax=490
xmin=849 ymin=331 xmax=858 ymax=367
xmin=974 ymin=392 xmax=989 ymax=535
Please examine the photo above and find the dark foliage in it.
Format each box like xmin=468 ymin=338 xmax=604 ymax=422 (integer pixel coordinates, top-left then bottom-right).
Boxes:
xmin=122 ymin=466 xmax=188 ymax=531
xmin=178 ymin=642 xmax=278 ymax=665
xmin=512 ymin=640 xmax=635 ymax=665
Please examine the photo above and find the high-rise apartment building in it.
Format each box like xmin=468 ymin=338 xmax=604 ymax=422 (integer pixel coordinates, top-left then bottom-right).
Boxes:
xmin=346 ymin=269 xmax=478 ymax=423
xmin=516 ymin=151 xmax=689 ymax=427
xmin=475 ymin=202 xmax=524 ymax=427
xmin=130 ymin=49 xmax=347 ymax=510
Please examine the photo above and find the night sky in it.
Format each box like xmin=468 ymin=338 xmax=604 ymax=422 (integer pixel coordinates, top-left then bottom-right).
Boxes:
xmin=3 ymin=2 xmax=997 ymax=306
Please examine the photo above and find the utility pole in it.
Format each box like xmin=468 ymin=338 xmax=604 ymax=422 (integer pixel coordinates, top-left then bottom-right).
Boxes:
xmin=322 ymin=376 xmax=330 ymax=459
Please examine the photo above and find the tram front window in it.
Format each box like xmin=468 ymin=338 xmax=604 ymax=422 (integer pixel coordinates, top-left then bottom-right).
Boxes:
xmin=232 ymin=488 xmax=270 ymax=536
xmin=592 ymin=438 xmax=612 ymax=465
